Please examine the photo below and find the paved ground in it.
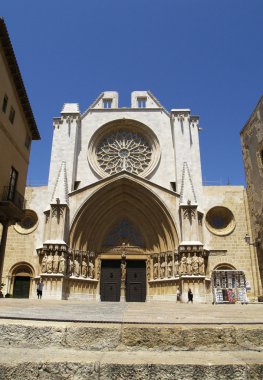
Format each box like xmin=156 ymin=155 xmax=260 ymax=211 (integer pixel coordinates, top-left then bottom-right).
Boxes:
xmin=0 ymin=299 xmax=262 ymax=324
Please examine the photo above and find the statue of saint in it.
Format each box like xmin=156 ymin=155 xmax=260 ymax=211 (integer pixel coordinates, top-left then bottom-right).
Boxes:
xmin=198 ymin=254 xmax=205 ymax=275
xmin=88 ymin=260 xmax=95 ymax=278
xmin=180 ymin=254 xmax=187 ymax=274
xmin=121 ymin=260 xmax=126 ymax=282
xmin=167 ymin=260 xmax=173 ymax=277
xmin=160 ymin=261 xmax=166 ymax=278
xmin=174 ymin=258 xmax=180 ymax=276
xmin=41 ymin=254 xmax=47 ymax=273
xmin=53 ymin=252 xmax=59 ymax=273
xmin=74 ymin=257 xmax=80 ymax=277
xmin=68 ymin=256 xmax=73 ymax=276
xmin=46 ymin=254 xmax=53 ymax=273
xmin=186 ymin=253 xmax=192 ymax=274
xmin=192 ymin=253 xmax=199 ymax=275
xmin=58 ymin=253 xmax=66 ymax=274
xmin=153 ymin=261 xmax=159 ymax=279
xmin=81 ymin=257 xmax=88 ymax=277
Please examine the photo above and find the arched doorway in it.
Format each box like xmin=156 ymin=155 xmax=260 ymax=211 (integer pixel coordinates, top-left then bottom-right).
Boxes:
xmin=69 ymin=175 xmax=179 ymax=301
xmin=9 ymin=263 xmax=34 ymax=298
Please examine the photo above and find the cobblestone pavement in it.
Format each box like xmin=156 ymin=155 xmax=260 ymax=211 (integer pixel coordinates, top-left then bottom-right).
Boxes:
xmin=0 ymin=299 xmax=262 ymax=324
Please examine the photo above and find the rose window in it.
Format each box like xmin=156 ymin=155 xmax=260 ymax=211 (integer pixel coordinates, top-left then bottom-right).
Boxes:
xmin=96 ymin=131 xmax=152 ymax=175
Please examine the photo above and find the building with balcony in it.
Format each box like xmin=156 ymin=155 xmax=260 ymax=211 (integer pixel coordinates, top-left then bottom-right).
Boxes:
xmin=1 ymin=90 xmax=261 ymax=302
xmin=0 ymin=18 xmax=40 ymax=285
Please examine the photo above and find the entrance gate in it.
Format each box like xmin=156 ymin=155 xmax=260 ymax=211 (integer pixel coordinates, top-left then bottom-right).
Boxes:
xmin=13 ymin=276 xmax=31 ymax=298
xmin=100 ymin=260 xmax=146 ymax=302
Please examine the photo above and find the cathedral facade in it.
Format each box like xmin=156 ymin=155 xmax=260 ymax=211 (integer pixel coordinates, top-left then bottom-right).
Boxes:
xmin=2 ymin=91 xmax=261 ymax=302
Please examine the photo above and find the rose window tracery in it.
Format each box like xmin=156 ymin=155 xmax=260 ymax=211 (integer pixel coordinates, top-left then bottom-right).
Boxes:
xmin=96 ymin=131 xmax=152 ymax=175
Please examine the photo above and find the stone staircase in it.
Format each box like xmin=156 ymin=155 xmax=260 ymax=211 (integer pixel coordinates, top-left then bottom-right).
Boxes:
xmin=0 ymin=319 xmax=263 ymax=379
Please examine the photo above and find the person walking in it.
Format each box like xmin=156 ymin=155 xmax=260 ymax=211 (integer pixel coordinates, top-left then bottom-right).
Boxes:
xmin=187 ymin=288 xmax=193 ymax=303
xmin=176 ymin=287 xmax=181 ymax=303
xmin=37 ymin=280 xmax=44 ymax=299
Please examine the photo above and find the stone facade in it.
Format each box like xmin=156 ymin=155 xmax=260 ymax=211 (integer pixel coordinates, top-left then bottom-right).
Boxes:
xmin=2 ymin=91 xmax=261 ymax=302
xmin=241 ymin=96 xmax=263 ymax=293
xmin=0 ymin=19 xmax=40 ymax=284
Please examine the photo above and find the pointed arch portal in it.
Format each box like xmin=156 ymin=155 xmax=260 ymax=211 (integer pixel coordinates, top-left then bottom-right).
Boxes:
xmin=69 ymin=176 xmax=178 ymax=253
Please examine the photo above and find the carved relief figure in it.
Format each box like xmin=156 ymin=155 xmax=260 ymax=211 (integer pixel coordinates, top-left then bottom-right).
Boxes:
xmin=121 ymin=260 xmax=126 ymax=281
xmin=167 ymin=259 xmax=173 ymax=277
xmin=180 ymin=254 xmax=187 ymax=274
xmin=41 ymin=254 xmax=47 ymax=273
xmin=198 ymin=254 xmax=205 ymax=275
xmin=153 ymin=261 xmax=159 ymax=279
xmin=186 ymin=253 xmax=192 ymax=274
xmin=58 ymin=253 xmax=66 ymax=274
xmin=160 ymin=260 xmax=166 ymax=278
xmin=46 ymin=254 xmax=53 ymax=273
xmin=88 ymin=260 xmax=95 ymax=279
xmin=74 ymin=256 xmax=80 ymax=277
xmin=53 ymin=252 xmax=59 ymax=273
xmin=174 ymin=257 xmax=180 ymax=276
xmin=192 ymin=253 xmax=199 ymax=275
xmin=81 ymin=257 xmax=88 ymax=277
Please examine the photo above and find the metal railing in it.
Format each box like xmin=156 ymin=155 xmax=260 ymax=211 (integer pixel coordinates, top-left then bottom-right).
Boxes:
xmin=1 ymin=186 xmax=25 ymax=210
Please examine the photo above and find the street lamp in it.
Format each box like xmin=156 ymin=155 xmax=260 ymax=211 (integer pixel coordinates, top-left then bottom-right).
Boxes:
xmin=244 ymin=234 xmax=261 ymax=247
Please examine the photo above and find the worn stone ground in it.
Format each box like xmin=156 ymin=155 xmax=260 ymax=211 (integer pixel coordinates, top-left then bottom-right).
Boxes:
xmin=0 ymin=299 xmax=262 ymax=323
xmin=0 ymin=300 xmax=263 ymax=379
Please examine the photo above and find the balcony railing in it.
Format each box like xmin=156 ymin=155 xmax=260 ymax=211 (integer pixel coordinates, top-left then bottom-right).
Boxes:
xmin=1 ymin=186 xmax=25 ymax=210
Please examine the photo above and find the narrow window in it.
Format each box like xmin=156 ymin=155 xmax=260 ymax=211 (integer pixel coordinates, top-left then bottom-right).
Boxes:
xmin=8 ymin=167 xmax=18 ymax=201
xmin=103 ymin=99 xmax=112 ymax=109
xmin=137 ymin=97 xmax=147 ymax=108
xmin=261 ymin=150 xmax=263 ymax=165
xmin=170 ymin=182 xmax=176 ymax=192
xmin=25 ymin=134 xmax=31 ymax=150
xmin=2 ymin=94 xmax=8 ymax=113
xmin=9 ymin=106 xmax=15 ymax=124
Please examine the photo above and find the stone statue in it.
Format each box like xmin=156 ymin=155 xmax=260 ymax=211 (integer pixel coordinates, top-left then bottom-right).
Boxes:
xmin=74 ymin=257 xmax=80 ymax=277
xmin=180 ymin=254 xmax=187 ymax=274
xmin=58 ymin=253 xmax=66 ymax=274
xmin=198 ymin=254 xmax=205 ymax=275
xmin=167 ymin=260 xmax=173 ymax=277
xmin=81 ymin=257 xmax=88 ymax=277
xmin=41 ymin=254 xmax=47 ymax=273
xmin=46 ymin=254 xmax=53 ymax=273
xmin=121 ymin=260 xmax=126 ymax=281
xmin=153 ymin=261 xmax=159 ymax=279
xmin=186 ymin=253 xmax=192 ymax=274
xmin=160 ymin=261 xmax=166 ymax=278
xmin=88 ymin=260 xmax=95 ymax=279
xmin=192 ymin=253 xmax=198 ymax=275
xmin=96 ymin=259 xmax=101 ymax=280
xmin=53 ymin=252 xmax=59 ymax=273
xmin=174 ymin=258 xmax=180 ymax=276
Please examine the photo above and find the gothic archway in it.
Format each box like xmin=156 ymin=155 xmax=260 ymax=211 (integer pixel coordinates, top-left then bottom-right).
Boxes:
xmin=69 ymin=175 xmax=179 ymax=253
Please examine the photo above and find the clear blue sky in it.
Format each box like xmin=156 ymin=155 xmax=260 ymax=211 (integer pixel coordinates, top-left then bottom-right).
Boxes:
xmin=2 ymin=0 xmax=263 ymax=186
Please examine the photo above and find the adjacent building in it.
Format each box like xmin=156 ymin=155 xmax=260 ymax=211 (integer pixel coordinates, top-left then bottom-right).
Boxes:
xmin=1 ymin=91 xmax=260 ymax=302
xmin=241 ymin=96 xmax=263 ymax=294
xmin=0 ymin=18 xmax=40 ymax=284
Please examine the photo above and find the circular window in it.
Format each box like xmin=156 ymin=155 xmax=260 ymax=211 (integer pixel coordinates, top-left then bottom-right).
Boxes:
xmin=14 ymin=210 xmax=38 ymax=235
xmin=88 ymin=120 xmax=160 ymax=178
xmin=205 ymin=206 xmax=235 ymax=236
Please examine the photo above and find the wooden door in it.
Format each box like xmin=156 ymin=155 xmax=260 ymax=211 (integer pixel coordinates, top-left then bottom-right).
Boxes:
xmin=100 ymin=260 xmax=121 ymax=301
xmin=126 ymin=260 xmax=146 ymax=302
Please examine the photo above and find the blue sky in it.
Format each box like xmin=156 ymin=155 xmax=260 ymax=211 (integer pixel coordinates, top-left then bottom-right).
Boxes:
xmin=2 ymin=0 xmax=263 ymax=186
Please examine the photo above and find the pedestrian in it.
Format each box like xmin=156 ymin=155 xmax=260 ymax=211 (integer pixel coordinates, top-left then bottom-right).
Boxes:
xmin=176 ymin=287 xmax=181 ymax=303
xmin=187 ymin=288 xmax=193 ymax=303
xmin=37 ymin=280 xmax=44 ymax=299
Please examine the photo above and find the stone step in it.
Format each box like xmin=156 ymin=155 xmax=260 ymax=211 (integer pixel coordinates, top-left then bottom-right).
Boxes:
xmin=0 ymin=347 xmax=263 ymax=379
xmin=1 ymin=319 xmax=263 ymax=352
